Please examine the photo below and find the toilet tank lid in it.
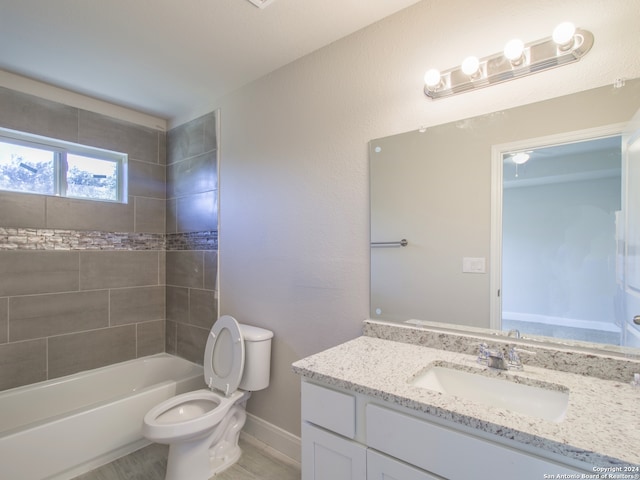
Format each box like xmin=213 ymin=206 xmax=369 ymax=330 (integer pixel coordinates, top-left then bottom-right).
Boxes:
xmin=239 ymin=324 xmax=274 ymax=341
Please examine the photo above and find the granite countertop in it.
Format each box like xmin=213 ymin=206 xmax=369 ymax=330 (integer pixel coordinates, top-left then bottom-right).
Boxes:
xmin=292 ymin=335 xmax=640 ymax=468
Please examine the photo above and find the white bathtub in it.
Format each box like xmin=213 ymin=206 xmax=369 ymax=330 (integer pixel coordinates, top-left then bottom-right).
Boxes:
xmin=0 ymin=353 xmax=204 ymax=479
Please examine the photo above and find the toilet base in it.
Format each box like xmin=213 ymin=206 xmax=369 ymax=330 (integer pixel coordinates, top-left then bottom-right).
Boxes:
xmin=210 ymin=444 xmax=242 ymax=476
xmin=164 ymin=401 xmax=248 ymax=480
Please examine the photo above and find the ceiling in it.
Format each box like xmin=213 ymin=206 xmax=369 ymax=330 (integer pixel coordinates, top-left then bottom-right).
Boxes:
xmin=0 ymin=0 xmax=421 ymax=125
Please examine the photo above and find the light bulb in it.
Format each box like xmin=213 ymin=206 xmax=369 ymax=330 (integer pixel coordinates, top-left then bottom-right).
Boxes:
xmin=553 ymin=22 xmax=576 ymax=48
xmin=461 ymin=56 xmax=480 ymax=77
xmin=424 ymin=69 xmax=441 ymax=89
xmin=504 ymin=39 xmax=525 ymax=64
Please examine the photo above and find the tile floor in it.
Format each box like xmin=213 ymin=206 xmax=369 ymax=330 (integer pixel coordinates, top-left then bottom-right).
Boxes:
xmin=73 ymin=435 xmax=301 ymax=480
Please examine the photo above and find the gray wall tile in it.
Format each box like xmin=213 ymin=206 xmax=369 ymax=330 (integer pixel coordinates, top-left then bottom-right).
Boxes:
xmin=167 ymin=151 xmax=217 ymax=198
xmin=176 ymin=191 xmax=218 ymax=233
xmin=159 ymin=251 xmax=166 ymax=285
xmin=0 ymin=87 xmax=78 ymax=142
xmin=176 ymin=323 xmax=208 ymax=365
xmin=158 ymin=131 xmax=167 ymax=166
xmin=110 ymin=286 xmax=165 ymax=326
xmin=48 ymin=325 xmax=136 ymax=378
xmin=46 ymin=196 xmax=135 ymax=232
xmin=166 ymin=286 xmax=189 ymax=323
xmin=9 ymin=290 xmax=109 ymax=341
xmin=80 ymin=251 xmax=160 ymax=290
xmin=204 ymin=112 xmax=217 ymax=153
xmin=165 ymin=198 xmax=177 ymax=234
xmin=129 ymin=159 xmax=166 ymax=199
xmin=0 ymin=251 xmax=79 ymax=296
xmin=166 ymin=251 xmax=204 ymax=288
xmin=135 ymin=197 xmax=165 ymax=233
xmin=136 ymin=320 xmax=165 ymax=357
xmin=204 ymin=251 xmax=218 ymax=291
xmin=167 ymin=115 xmax=206 ymax=164
xmin=165 ymin=320 xmax=177 ymax=355
xmin=0 ymin=339 xmax=46 ymax=390
xmin=78 ymin=110 xmax=160 ymax=164
xmin=189 ymin=288 xmax=217 ymax=329
xmin=0 ymin=191 xmax=46 ymax=228
xmin=0 ymin=86 xmax=170 ymax=386
xmin=0 ymin=298 xmax=7 ymax=344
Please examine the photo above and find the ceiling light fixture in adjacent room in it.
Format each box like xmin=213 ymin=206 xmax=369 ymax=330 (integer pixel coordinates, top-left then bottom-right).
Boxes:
xmin=423 ymin=22 xmax=593 ymax=99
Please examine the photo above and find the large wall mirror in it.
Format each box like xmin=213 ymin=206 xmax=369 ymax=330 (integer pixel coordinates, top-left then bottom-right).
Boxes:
xmin=370 ymin=78 xmax=640 ymax=355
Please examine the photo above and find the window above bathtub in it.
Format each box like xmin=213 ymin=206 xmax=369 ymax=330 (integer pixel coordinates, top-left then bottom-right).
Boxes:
xmin=0 ymin=127 xmax=128 ymax=203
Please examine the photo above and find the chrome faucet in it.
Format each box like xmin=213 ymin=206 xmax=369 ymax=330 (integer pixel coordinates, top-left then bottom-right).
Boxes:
xmin=507 ymin=329 xmax=520 ymax=339
xmin=477 ymin=341 xmax=534 ymax=371
xmin=487 ymin=350 xmax=508 ymax=370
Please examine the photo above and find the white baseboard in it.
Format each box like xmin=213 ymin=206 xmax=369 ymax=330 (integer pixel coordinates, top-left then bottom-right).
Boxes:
xmin=241 ymin=412 xmax=301 ymax=464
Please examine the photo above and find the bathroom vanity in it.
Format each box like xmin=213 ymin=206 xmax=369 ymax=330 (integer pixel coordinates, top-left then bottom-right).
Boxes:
xmin=292 ymin=320 xmax=640 ymax=480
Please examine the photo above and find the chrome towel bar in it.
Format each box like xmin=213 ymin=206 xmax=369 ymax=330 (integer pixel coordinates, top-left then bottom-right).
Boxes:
xmin=371 ymin=239 xmax=408 ymax=248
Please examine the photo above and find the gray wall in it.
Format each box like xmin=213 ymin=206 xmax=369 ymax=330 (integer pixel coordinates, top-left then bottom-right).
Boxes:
xmin=0 ymin=88 xmax=218 ymax=391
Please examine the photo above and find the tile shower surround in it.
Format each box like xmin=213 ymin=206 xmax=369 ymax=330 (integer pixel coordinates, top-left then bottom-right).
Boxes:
xmin=0 ymin=87 xmax=219 ymax=391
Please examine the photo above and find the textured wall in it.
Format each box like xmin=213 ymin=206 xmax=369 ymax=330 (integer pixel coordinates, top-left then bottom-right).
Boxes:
xmin=215 ymin=0 xmax=640 ymax=438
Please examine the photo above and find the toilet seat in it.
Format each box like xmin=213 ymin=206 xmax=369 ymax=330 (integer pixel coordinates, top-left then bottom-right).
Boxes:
xmin=204 ymin=315 xmax=245 ymax=397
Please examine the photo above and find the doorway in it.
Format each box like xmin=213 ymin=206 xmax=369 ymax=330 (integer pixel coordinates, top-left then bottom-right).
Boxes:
xmin=490 ymin=128 xmax=626 ymax=345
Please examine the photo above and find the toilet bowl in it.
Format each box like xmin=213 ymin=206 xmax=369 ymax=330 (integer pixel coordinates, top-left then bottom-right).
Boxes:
xmin=142 ymin=315 xmax=273 ymax=480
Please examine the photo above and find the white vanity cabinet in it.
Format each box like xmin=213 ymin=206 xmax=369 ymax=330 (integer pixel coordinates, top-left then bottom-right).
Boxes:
xmin=301 ymin=381 xmax=366 ymax=480
xmin=301 ymin=380 xmax=590 ymax=480
xmin=301 ymin=381 xmax=439 ymax=480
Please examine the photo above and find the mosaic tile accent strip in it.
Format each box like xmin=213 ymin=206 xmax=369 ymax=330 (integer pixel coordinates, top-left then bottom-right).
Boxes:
xmin=0 ymin=228 xmax=219 ymax=251
xmin=166 ymin=231 xmax=218 ymax=251
xmin=0 ymin=227 xmax=164 ymax=251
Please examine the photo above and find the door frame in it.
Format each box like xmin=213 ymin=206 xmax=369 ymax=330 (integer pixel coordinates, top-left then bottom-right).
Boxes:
xmin=489 ymin=123 xmax=626 ymax=330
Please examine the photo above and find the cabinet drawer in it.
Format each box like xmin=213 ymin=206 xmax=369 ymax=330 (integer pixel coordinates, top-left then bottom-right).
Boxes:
xmin=302 ymin=381 xmax=355 ymax=438
xmin=366 ymin=404 xmax=585 ymax=480
xmin=367 ymin=450 xmax=443 ymax=480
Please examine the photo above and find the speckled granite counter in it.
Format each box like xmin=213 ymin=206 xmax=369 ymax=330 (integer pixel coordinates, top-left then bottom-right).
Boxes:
xmin=292 ymin=335 xmax=640 ymax=468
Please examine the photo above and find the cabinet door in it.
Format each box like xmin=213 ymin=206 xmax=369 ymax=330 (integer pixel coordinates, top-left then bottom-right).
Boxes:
xmin=302 ymin=422 xmax=367 ymax=480
xmin=367 ymin=450 xmax=443 ymax=480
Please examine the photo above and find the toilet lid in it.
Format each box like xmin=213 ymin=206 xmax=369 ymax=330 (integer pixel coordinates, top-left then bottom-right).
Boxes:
xmin=204 ymin=315 xmax=245 ymax=397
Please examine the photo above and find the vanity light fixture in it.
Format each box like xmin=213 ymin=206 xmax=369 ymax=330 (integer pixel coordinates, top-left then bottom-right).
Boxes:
xmin=423 ymin=22 xmax=593 ymax=99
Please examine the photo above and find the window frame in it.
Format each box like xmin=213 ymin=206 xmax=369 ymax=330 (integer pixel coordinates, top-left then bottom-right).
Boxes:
xmin=0 ymin=127 xmax=128 ymax=203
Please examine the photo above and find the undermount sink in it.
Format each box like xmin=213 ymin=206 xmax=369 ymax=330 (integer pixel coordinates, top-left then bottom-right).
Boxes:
xmin=408 ymin=363 xmax=569 ymax=422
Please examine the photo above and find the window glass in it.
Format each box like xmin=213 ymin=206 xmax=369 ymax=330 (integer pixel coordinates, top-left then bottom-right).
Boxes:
xmin=66 ymin=154 xmax=118 ymax=201
xmin=0 ymin=128 xmax=127 ymax=203
xmin=0 ymin=141 xmax=55 ymax=195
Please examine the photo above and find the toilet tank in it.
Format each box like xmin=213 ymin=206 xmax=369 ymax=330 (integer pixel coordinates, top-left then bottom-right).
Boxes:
xmin=238 ymin=324 xmax=274 ymax=391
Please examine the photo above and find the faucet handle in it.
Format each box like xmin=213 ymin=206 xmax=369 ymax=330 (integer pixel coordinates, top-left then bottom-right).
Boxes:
xmin=477 ymin=342 xmax=489 ymax=365
xmin=507 ymin=346 xmax=535 ymax=370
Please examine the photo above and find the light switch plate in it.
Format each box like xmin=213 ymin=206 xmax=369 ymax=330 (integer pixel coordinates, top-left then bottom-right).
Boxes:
xmin=462 ymin=257 xmax=486 ymax=273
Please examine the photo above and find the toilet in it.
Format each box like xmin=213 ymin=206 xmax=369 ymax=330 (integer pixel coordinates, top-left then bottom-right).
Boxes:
xmin=142 ymin=315 xmax=273 ymax=480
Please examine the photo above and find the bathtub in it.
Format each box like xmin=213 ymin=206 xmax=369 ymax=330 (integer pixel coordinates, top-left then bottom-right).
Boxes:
xmin=0 ymin=353 xmax=204 ymax=479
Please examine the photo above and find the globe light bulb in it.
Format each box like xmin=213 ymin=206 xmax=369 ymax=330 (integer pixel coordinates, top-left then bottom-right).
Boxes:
xmin=553 ymin=22 xmax=576 ymax=48
xmin=424 ymin=69 xmax=442 ymax=89
xmin=461 ymin=56 xmax=480 ymax=77
xmin=504 ymin=39 xmax=525 ymax=64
